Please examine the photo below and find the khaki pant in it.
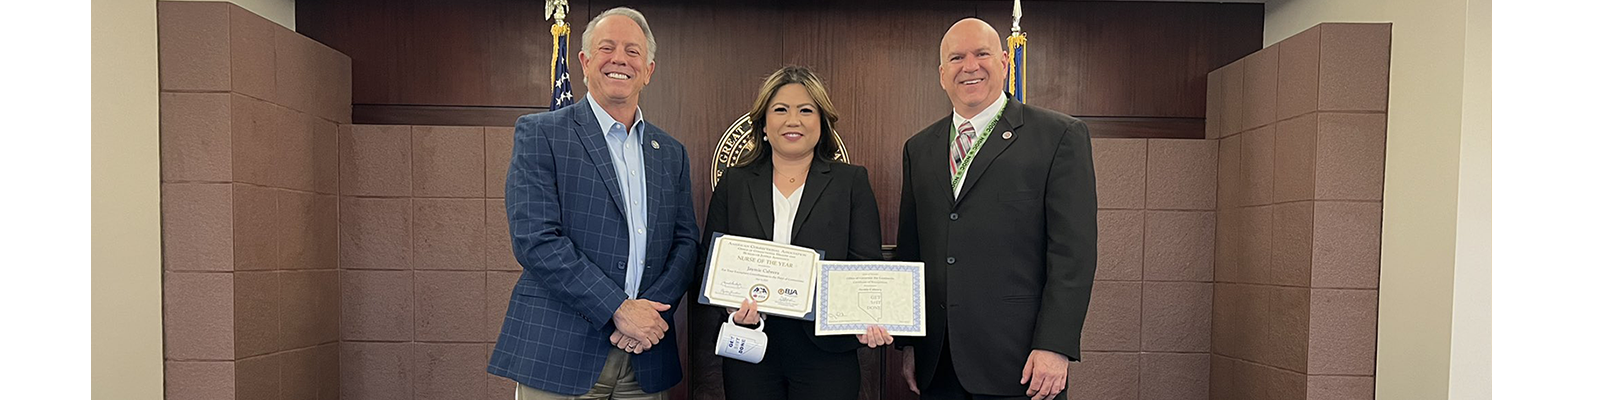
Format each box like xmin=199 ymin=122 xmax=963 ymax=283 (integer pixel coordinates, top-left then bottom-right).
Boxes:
xmin=516 ymin=348 xmax=665 ymax=400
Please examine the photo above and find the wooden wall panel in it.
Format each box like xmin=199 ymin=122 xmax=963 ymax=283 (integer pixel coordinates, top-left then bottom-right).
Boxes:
xmin=300 ymin=0 xmax=594 ymax=106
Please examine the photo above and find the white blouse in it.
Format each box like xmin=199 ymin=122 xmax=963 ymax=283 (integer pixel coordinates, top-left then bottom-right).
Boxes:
xmin=771 ymin=184 xmax=805 ymax=244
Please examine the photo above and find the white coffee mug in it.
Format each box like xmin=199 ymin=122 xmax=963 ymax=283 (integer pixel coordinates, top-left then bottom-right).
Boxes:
xmin=714 ymin=313 xmax=768 ymax=364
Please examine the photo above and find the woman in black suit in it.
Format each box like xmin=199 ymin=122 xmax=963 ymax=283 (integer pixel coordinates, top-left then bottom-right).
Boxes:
xmin=702 ymin=65 xmax=893 ymax=400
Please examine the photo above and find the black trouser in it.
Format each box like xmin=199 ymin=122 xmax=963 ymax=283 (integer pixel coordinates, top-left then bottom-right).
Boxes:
xmin=922 ymin=333 xmax=1032 ymax=400
xmin=721 ymin=317 xmax=860 ymax=400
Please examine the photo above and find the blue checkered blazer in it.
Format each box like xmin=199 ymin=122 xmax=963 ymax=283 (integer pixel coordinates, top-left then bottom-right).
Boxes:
xmin=488 ymin=102 xmax=700 ymax=395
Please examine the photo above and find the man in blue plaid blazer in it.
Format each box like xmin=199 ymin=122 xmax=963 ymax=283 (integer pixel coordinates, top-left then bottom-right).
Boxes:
xmin=489 ymin=7 xmax=699 ymax=399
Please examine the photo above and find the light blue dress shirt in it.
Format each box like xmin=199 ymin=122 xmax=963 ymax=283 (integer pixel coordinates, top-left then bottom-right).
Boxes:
xmin=585 ymin=94 xmax=649 ymax=298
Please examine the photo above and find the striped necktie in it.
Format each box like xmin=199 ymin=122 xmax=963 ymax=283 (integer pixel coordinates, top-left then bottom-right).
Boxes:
xmin=950 ymin=121 xmax=976 ymax=176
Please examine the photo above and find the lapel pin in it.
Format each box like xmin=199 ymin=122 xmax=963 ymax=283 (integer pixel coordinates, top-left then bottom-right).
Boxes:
xmin=1002 ymin=131 xmax=1014 ymax=140
xmin=651 ymin=140 xmax=660 ymax=149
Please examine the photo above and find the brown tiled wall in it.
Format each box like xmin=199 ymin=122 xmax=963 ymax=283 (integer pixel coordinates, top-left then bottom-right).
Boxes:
xmin=1206 ymin=23 xmax=1390 ymax=400
xmin=338 ymin=124 xmax=520 ymax=400
xmin=159 ymin=2 xmax=351 ymax=399
xmin=1071 ymin=137 xmax=1217 ymax=400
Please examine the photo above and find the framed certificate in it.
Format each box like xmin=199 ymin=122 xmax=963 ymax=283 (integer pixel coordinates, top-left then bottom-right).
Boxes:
xmin=814 ymin=261 xmax=926 ymax=336
xmin=698 ymin=233 xmax=822 ymax=320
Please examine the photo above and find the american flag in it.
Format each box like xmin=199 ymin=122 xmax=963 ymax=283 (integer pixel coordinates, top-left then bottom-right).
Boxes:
xmin=550 ymin=24 xmax=574 ymax=110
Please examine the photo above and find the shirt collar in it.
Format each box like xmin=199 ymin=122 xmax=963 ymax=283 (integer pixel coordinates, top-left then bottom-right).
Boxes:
xmin=952 ymin=94 xmax=1008 ymax=132
xmin=585 ymin=93 xmax=646 ymax=137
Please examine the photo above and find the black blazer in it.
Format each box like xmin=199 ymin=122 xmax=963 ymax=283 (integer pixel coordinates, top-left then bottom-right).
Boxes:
xmin=700 ymin=156 xmax=883 ymax=353
xmin=896 ymin=98 xmax=1098 ymax=395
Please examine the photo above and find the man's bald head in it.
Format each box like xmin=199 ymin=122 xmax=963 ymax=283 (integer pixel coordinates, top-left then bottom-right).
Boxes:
xmin=937 ymin=18 xmax=1010 ymax=118
xmin=940 ymin=18 xmax=1004 ymax=63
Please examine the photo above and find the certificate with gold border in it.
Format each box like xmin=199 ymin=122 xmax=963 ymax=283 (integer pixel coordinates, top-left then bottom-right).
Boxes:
xmin=698 ymin=233 xmax=821 ymax=319
xmin=814 ymin=261 xmax=926 ymax=336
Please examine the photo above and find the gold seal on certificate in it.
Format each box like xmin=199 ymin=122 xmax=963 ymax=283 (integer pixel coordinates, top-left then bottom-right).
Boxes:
xmin=814 ymin=261 xmax=926 ymax=336
xmin=700 ymin=234 xmax=821 ymax=319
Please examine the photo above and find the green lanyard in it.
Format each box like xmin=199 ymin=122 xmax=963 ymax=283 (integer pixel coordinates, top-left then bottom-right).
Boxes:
xmin=950 ymin=101 xmax=1007 ymax=190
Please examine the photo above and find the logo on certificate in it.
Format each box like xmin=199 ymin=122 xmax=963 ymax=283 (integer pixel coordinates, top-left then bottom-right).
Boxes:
xmin=749 ymin=284 xmax=770 ymax=302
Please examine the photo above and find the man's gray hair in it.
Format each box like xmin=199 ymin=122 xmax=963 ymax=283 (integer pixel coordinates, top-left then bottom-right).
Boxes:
xmin=582 ymin=7 xmax=658 ymax=63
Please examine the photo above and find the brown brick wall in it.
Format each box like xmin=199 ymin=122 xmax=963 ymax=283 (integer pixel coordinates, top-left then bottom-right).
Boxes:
xmin=1071 ymin=137 xmax=1217 ymax=400
xmin=159 ymin=2 xmax=350 ymax=399
xmin=1208 ymin=23 xmax=1390 ymax=400
xmin=337 ymin=124 xmax=518 ymax=400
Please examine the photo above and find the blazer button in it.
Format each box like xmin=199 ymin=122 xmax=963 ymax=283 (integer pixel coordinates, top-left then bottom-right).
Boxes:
xmin=616 ymin=261 xmax=625 ymax=270
xmin=949 ymin=213 xmax=959 ymax=221
xmin=939 ymin=304 xmax=947 ymax=310
xmin=946 ymin=256 xmax=957 ymax=265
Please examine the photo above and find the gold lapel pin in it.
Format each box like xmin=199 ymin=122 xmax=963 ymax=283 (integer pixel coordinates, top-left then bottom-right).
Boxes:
xmin=651 ymin=140 xmax=660 ymax=149
xmin=1002 ymin=131 xmax=1014 ymax=140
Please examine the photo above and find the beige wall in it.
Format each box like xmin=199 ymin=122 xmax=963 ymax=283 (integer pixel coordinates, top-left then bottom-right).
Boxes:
xmin=169 ymin=0 xmax=294 ymax=29
xmin=92 ymin=0 xmax=163 ymax=398
xmin=1265 ymin=0 xmax=1485 ymax=399
xmin=1450 ymin=0 xmax=1490 ymax=398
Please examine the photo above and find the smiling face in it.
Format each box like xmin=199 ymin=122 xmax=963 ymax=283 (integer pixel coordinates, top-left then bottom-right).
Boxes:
xmin=578 ymin=14 xmax=655 ymax=106
xmin=762 ymin=83 xmax=824 ymax=161
xmin=938 ymin=18 xmax=1010 ymax=118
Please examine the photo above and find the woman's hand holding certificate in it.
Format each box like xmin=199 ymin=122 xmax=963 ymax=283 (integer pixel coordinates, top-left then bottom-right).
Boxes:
xmin=728 ymin=298 xmax=763 ymax=325
xmin=856 ymin=325 xmax=895 ymax=348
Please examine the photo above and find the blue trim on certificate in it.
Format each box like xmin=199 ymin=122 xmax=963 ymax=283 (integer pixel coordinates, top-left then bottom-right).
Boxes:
xmin=815 ymin=262 xmax=925 ymax=335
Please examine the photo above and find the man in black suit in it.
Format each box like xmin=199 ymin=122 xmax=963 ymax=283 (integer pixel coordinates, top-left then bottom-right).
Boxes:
xmin=896 ymin=18 xmax=1097 ymax=400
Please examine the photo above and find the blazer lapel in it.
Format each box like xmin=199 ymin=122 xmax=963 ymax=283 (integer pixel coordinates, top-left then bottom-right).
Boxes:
xmin=572 ymin=104 xmax=627 ymax=216
xmin=747 ymin=162 xmax=776 ymax=240
xmin=642 ymin=124 xmax=666 ymax=240
xmin=927 ymin=115 xmax=958 ymax=208
xmin=954 ymin=98 xmax=1025 ymax=205
xmin=790 ymin=158 xmax=833 ymax=240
